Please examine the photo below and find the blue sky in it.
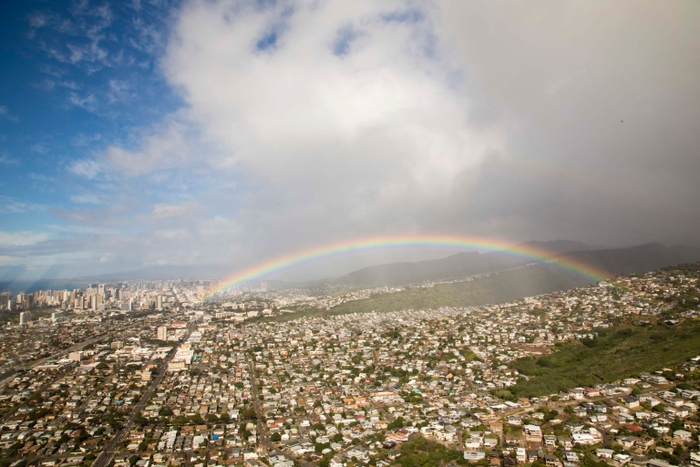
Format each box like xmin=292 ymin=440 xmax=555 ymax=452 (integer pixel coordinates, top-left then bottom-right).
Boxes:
xmin=0 ymin=0 xmax=180 ymax=235
xmin=1 ymin=0 xmax=699 ymax=281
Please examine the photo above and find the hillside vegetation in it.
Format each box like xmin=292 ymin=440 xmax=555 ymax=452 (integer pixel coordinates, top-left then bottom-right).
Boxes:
xmin=504 ymin=317 xmax=700 ymax=398
xmin=331 ymin=265 xmax=587 ymax=315
xmin=265 ymin=265 xmax=591 ymax=323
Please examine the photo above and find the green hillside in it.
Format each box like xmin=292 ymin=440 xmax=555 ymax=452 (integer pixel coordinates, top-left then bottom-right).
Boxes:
xmin=266 ymin=265 xmax=590 ymax=323
xmin=504 ymin=318 xmax=700 ymax=398
xmin=329 ymin=264 xmax=588 ymax=315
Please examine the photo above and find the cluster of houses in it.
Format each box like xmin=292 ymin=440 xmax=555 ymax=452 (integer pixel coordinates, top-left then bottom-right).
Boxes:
xmin=0 ymin=266 xmax=699 ymax=467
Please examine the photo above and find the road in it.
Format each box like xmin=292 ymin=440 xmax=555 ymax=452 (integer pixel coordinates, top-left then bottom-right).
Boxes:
xmin=0 ymin=334 xmax=113 ymax=421
xmin=0 ymin=334 xmax=109 ymax=388
xmin=91 ymin=330 xmax=190 ymax=467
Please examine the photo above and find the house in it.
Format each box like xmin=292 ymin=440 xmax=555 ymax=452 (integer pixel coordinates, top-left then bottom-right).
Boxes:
xmin=673 ymin=430 xmax=692 ymax=442
xmin=484 ymin=437 xmax=499 ymax=449
xmin=544 ymin=435 xmax=557 ymax=447
xmin=464 ymin=451 xmax=486 ymax=461
xmin=689 ymin=451 xmax=700 ymax=466
xmin=635 ymin=436 xmax=655 ymax=450
xmin=623 ymin=396 xmax=639 ymax=409
xmin=558 ymin=437 xmax=573 ymax=450
xmin=465 ymin=438 xmax=483 ymax=450
xmin=619 ymin=437 xmax=638 ymax=449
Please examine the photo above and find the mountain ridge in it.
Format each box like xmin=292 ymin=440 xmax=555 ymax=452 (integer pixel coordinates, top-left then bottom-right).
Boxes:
xmin=332 ymin=241 xmax=700 ymax=287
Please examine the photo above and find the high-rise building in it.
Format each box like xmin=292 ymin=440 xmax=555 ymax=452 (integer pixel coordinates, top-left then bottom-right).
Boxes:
xmin=19 ymin=311 xmax=30 ymax=326
xmin=260 ymin=282 xmax=268 ymax=292
xmin=157 ymin=325 xmax=168 ymax=341
xmin=157 ymin=295 xmax=163 ymax=311
xmin=0 ymin=292 xmax=11 ymax=309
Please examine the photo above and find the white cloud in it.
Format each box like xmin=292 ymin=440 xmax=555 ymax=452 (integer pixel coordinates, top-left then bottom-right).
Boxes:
xmin=94 ymin=0 xmax=502 ymax=259
xmin=104 ymin=120 xmax=196 ymax=175
xmin=31 ymin=142 xmax=49 ymax=154
xmin=68 ymin=92 xmax=98 ymax=111
xmin=0 ymin=196 xmax=27 ymax=213
xmin=106 ymin=79 xmax=133 ymax=103
xmin=68 ymin=159 xmax=101 ymax=179
xmin=150 ymin=202 xmax=199 ymax=219
xmin=0 ymin=105 xmax=18 ymax=122
xmin=0 ymin=231 xmax=50 ymax=247
xmin=71 ymin=132 xmax=102 ymax=147
xmin=0 ymin=154 xmax=19 ymax=166
xmin=70 ymin=193 xmax=102 ymax=204
xmin=30 ymin=0 xmax=700 ymax=276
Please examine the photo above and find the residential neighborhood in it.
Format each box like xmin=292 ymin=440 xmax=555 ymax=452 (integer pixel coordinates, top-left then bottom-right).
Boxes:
xmin=1 ymin=265 xmax=699 ymax=467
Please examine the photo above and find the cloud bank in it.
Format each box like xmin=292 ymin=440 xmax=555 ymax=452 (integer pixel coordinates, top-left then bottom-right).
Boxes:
xmin=3 ymin=0 xmax=700 ymax=279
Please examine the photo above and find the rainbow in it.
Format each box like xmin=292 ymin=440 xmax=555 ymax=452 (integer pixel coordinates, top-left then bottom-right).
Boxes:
xmin=203 ymin=234 xmax=612 ymax=301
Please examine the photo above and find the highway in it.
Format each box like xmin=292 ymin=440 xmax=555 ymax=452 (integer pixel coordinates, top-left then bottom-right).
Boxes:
xmin=0 ymin=334 xmax=112 ymax=422
xmin=0 ymin=334 xmax=109 ymax=387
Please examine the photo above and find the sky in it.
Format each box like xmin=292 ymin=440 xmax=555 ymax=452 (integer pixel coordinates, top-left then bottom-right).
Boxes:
xmin=0 ymin=0 xmax=699 ymax=281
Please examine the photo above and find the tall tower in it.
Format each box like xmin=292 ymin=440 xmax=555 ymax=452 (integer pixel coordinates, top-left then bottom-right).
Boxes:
xmin=19 ymin=311 xmax=30 ymax=326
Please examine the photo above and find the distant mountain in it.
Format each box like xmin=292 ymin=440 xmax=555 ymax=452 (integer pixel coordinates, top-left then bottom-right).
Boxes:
xmin=332 ymin=241 xmax=700 ymax=287
xmin=332 ymin=240 xmax=599 ymax=286
xmin=559 ymin=243 xmax=700 ymax=277
xmin=513 ymin=240 xmax=600 ymax=255
xmin=321 ymin=244 xmax=700 ymax=317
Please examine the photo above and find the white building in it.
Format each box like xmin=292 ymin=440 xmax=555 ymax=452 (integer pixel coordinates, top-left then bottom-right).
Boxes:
xmin=19 ymin=311 xmax=30 ymax=326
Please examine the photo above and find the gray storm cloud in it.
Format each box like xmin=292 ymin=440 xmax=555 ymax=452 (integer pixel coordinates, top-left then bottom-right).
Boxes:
xmin=437 ymin=0 xmax=700 ymax=246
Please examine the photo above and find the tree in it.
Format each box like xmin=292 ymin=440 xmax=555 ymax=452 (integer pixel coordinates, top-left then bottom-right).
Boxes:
xmin=388 ymin=417 xmax=405 ymax=430
xmin=271 ymin=432 xmax=282 ymax=442
xmin=134 ymin=411 xmax=146 ymax=426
